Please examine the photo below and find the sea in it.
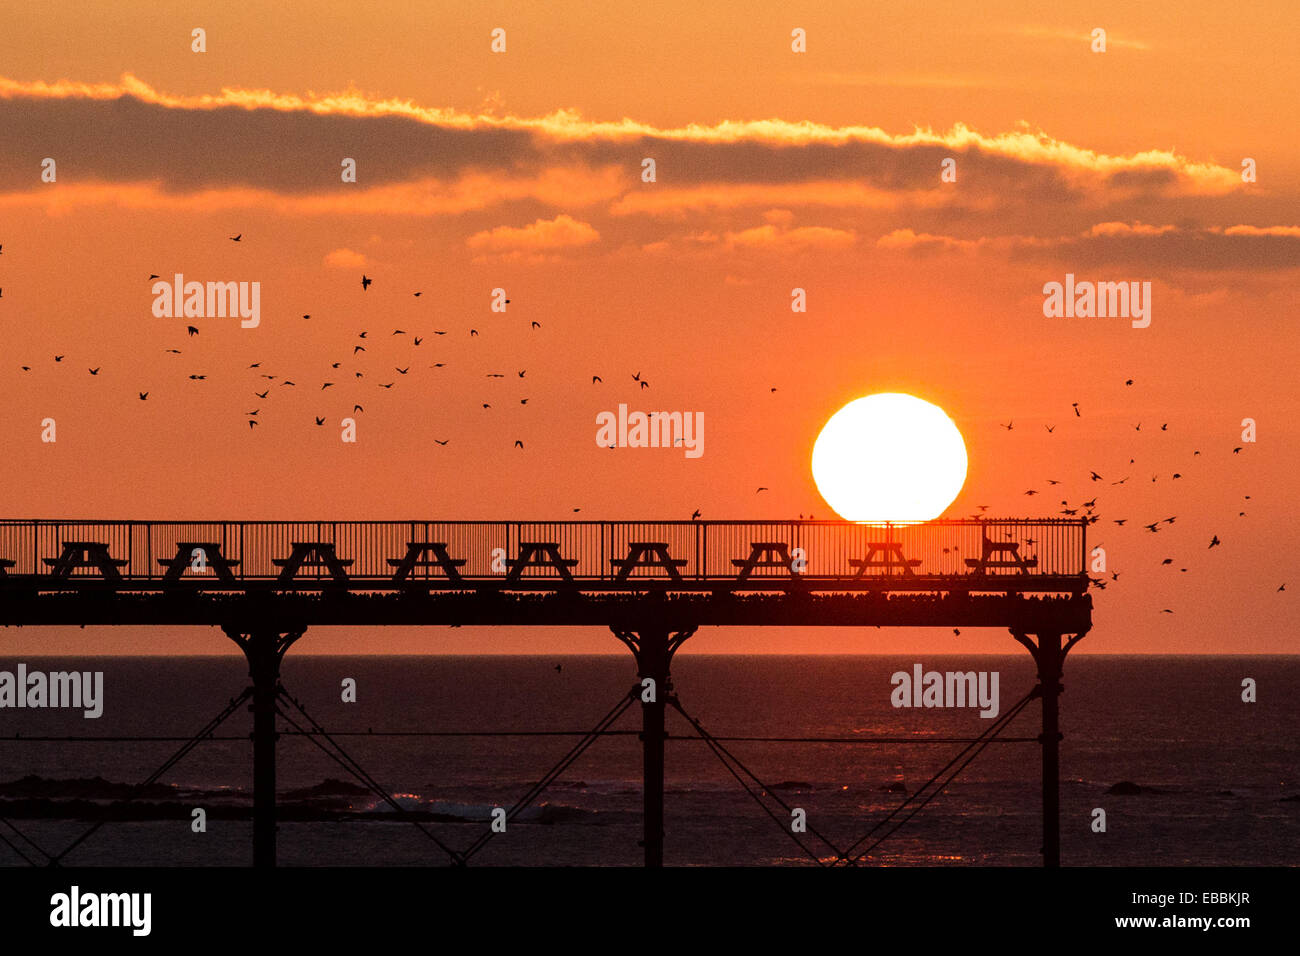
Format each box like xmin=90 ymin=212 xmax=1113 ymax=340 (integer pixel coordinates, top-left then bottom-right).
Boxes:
xmin=0 ymin=655 xmax=1295 ymax=867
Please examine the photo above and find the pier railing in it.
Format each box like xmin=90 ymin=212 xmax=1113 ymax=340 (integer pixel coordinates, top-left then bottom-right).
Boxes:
xmin=0 ymin=518 xmax=1086 ymax=588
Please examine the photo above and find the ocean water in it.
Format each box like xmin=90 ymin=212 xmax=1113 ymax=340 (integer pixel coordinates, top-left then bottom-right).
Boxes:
xmin=0 ymin=655 xmax=1295 ymax=866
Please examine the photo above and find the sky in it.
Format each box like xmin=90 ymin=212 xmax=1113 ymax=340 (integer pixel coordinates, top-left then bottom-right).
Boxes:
xmin=0 ymin=1 xmax=1295 ymax=654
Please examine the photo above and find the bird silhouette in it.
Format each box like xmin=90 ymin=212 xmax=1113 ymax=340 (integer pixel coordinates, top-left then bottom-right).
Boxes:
xmin=88 ymin=367 xmax=99 ymax=375
xmin=1072 ymin=402 xmax=1081 ymax=417
xmin=54 ymin=355 xmax=64 ymax=362
xmin=229 ymin=234 xmax=241 ymax=242
xmin=255 ymin=390 xmax=269 ymax=398
xmin=138 ymin=392 xmax=148 ymax=400
xmin=756 ymin=487 xmax=768 ymax=493
xmin=396 ymin=367 xmax=409 ymax=375
xmin=1001 ymin=421 xmax=1013 ymax=430
xmin=1045 ymin=424 xmax=1055 ymax=433
xmin=1209 ymin=536 xmax=1221 ymax=548
xmin=691 ymin=509 xmax=701 ymax=520
xmin=315 ymin=417 xmax=325 ymax=426
xmin=361 ymin=275 xmax=372 ymax=290
xmin=434 ymin=439 xmax=449 ymax=446
xmin=187 ymin=326 xmax=199 ymax=336
xmin=531 ymin=321 xmax=541 ymax=329
xmin=592 ymin=376 xmax=602 ymax=383
xmin=514 ymin=440 xmax=524 ymax=448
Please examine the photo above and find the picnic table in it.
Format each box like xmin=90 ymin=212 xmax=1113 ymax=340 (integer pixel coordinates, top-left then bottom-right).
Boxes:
xmin=42 ymin=542 xmax=128 ymax=582
xmin=610 ymin=542 xmax=687 ymax=583
xmin=156 ymin=542 xmax=241 ymax=584
xmin=731 ymin=541 xmax=801 ymax=581
xmin=272 ymin=542 xmax=354 ymax=583
xmin=505 ymin=542 xmax=579 ymax=584
xmin=849 ymin=542 xmax=922 ymax=578
xmin=964 ymin=537 xmax=1039 ymax=574
xmin=387 ymin=542 xmax=466 ymax=584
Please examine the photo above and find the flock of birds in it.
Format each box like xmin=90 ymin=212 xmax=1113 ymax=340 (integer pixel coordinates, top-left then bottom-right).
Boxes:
xmin=7 ymin=233 xmax=654 ymax=453
xmin=981 ymin=383 xmax=1281 ymax=612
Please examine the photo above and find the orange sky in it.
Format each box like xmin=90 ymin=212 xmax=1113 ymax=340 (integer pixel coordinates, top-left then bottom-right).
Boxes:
xmin=0 ymin=1 xmax=1295 ymax=654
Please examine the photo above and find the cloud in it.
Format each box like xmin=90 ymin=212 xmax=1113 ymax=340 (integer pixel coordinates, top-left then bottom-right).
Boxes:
xmin=324 ymin=248 xmax=367 ymax=268
xmin=466 ymin=214 xmax=600 ymax=252
xmin=876 ymin=229 xmax=978 ymax=252
xmin=0 ymin=73 xmax=1242 ymax=211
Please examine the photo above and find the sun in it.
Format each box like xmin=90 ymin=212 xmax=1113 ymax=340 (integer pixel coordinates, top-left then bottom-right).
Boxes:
xmin=812 ymin=392 xmax=968 ymax=522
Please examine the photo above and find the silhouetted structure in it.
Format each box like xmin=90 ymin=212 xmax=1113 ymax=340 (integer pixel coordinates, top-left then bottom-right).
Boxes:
xmin=0 ymin=518 xmax=1091 ymax=867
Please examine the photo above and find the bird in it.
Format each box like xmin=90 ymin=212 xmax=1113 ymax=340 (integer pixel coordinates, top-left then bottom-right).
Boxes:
xmin=1046 ymin=480 xmax=1061 ymax=486
xmin=756 ymin=487 xmax=768 ymax=493
xmin=592 ymin=376 xmax=602 ymax=384
xmin=1209 ymin=536 xmax=1221 ymax=548
xmin=331 ymin=363 xmax=341 ymax=369
xmin=691 ymin=509 xmax=701 ymax=520
xmin=321 ymin=382 xmax=334 ymax=390
xmin=189 ymin=374 xmax=207 ymax=380
xmin=378 ymin=382 xmax=394 ymax=389
xmin=1125 ymin=379 xmax=1133 ymax=385
xmin=1161 ymin=558 xmax=1173 ymax=566
xmin=434 ymin=439 xmax=449 ymax=446
xmin=1161 ymin=609 xmax=1173 ymax=614
xmin=396 ymin=367 xmax=409 ymax=375
xmin=354 ymin=346 xmax=366 ymax=354
xmin=554 ymin=663 xmax=562 ymax=673
xmin=54 ymin=355 xmax=64 ymax=362
xmin=518 ymin=370 xmax=526 ymax=378
xmin=531 ymin=321 xmax=541 ymax=329
xmin=413 ymin=337 xmax=423 ymax=346
xmin=1045 ymin=424 xmax=1055 ymax=433
xmin=1279 ymin=584 xmax=1287 ymax=592
xmin=248 ymin=420 xmax=258 ymax=429
xmin=303 ymin=314 xmax=310 ymax=320
xmin=1001 ymin=421 xmax=1013 ymax=431
xmin=1113 ymin=519 xmax=1127 ymax=526
xmin=392 ymin=330 xmax=405 ymax=336
xmin=1071 ymin=402 xmax=1081 ymax=417
xmin=314 ymin=417 xmax=325 ymax=426
xmin=361 ymin=275 xmax=372 ymax=290
xmin=164 ymin=349 xmax=181 ymax=355
xmin=88 ymin=367 xmax=99 ymax=375
xmin=359 ymin=331 xmax=368 ymax=338
xmin=1143 ymin=523 xmax=1160 ymax=533
xmin=353 ymin=405 xmax=363 ymax=413
xmin=255 ymin=390 xmax=269 ymax=398
xmin=1089 ymin=471 xmax=1103 ymax=481
xmin=248 ymin=363 xmax=261 ymax=369
xmin=514 ymin=440 xmax=524 ymax=449
xmin=187 ymin=326 xmax=198 ymax=336
xmin=148 ymin=273 xmax=158 ymax=280
xmin=1233 ymin=447 xmax=1243 ymax=454
xmin=470 ymin=329 xmax=478 ymax=337
xmin=520 ymin=399 xmax=528 ymax=405
xmin=247 ymin=409 xmax=260 ymax=416
xmin=229 ymin=234 xmax=241 ymax=242
xmin=138 ymin=392 xmax=148 ymax=400
xmin=953 ymin=628 xmax=961 ymax=636
xmin=1134 ymin=423 xmax=1141 ymax=431
xmin=1024 ymin=489 xmax=1039 ymax=496
xmin=487 ymin=373 xmax=505 ymax=378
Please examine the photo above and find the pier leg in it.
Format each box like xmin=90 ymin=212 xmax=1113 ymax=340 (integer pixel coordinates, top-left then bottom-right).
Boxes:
xmin=611 ymin=625 xmax=696 ymax=868
xmin=222 ymin=625 xmax=304 ymax=868
xmin=1036 ymin=632 xmax=1063 ymax=869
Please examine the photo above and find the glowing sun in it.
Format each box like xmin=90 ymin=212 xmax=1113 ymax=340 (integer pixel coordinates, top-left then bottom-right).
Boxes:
xmin=812 ymin=393 xmax=968 ymax=522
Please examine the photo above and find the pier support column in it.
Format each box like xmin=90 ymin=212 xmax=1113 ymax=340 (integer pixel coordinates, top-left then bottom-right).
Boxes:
xmin=1013 ymin=628 xmax=1084 ymax=868
xmin=611 ymin=624 xmax=697 ymax=868
xmin=221 ymin=625 xmax=305 ymax=868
